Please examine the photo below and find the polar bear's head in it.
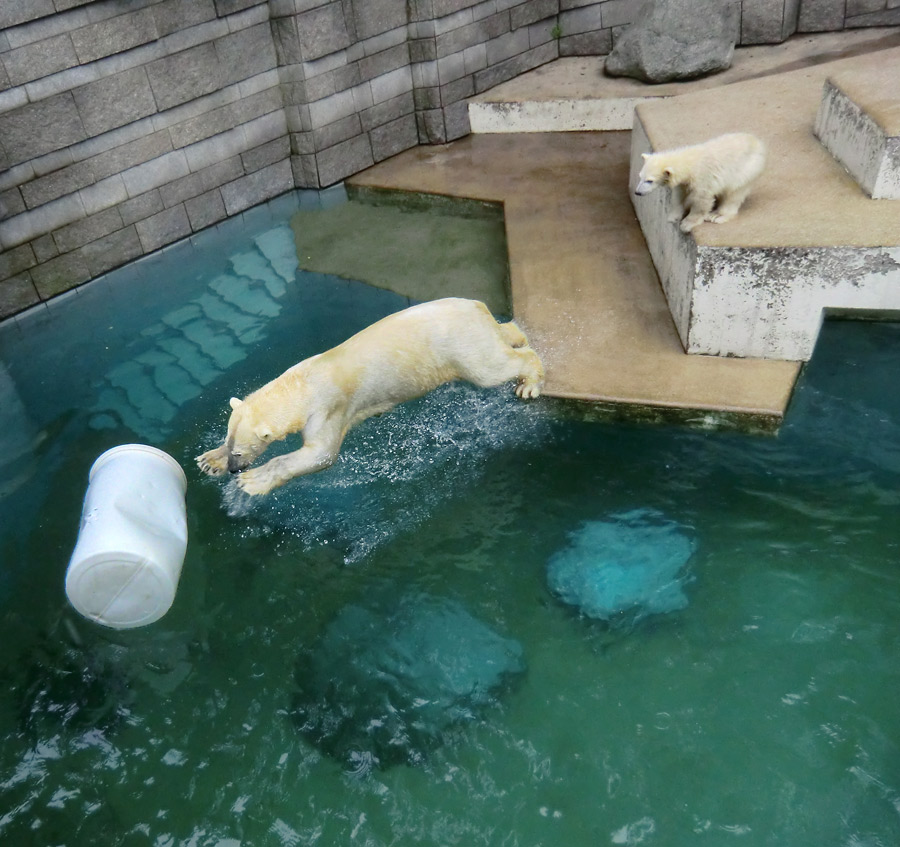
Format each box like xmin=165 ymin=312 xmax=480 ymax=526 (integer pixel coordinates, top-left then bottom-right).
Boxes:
xmin=221 ymin=396 xmax=278 ymax=473
xmin=634 ymin=153 xmax=673 ymax=196
xmin=196 ymin=396 xmax=281 ymax=478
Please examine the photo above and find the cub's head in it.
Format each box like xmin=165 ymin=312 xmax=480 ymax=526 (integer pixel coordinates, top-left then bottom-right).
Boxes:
xmin=196 ymin=397 xmax=278 ymax=476
xmin=634 ymin=153 xmax=672 ymax=196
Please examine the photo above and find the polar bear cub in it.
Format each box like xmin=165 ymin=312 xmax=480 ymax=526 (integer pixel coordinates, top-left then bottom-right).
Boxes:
xmin=196 ymin=297 xmax=544 ymax=496
xmin=634 ymin=133 xmax=766 ymax=233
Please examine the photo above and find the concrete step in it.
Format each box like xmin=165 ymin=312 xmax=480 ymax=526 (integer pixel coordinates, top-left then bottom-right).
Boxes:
xmin=815 ymin=53 xmax=900 ymax=199
xmin=632 ymin=45 xmax=900 ymax=361
xmin=349 ymin=28 xmax=900 ymax=424
xmin=349 ymin=132 xmax=800 ymax=429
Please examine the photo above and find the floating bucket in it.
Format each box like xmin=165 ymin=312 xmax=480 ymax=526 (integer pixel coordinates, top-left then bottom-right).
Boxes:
xmin=65 ymin=445 xmax=188 ymax=629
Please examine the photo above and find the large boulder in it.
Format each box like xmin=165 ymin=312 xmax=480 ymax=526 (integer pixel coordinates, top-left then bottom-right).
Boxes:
xmin=604 ymin=0 xmax=740 ymax=84
xmin=546 ymin=508 xmax=694 ymax=626
xmin=290 ymin=591 xmax=525 ymax=772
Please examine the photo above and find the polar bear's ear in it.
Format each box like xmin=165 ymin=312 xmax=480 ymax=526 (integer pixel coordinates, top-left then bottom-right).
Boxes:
xmin=254 ymin=424 xmax=273 ymax=441
xmin=663 ymin=167 xmax=673 ymax=179
xmin=229 ymin=397 xmax=243 ymax=410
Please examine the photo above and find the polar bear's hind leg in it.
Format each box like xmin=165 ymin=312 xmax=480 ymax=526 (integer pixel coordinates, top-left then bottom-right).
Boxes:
xmin=461 ymin=341 xmax=544 ymax=399
xmin=495 ymin=320 xmax=543 ymax=398
xmin=513 ymin=347 xmax=544 ymax=398
xmin=680 ymin=190 xmax=716 ymax=232
xmin=710 ymin=184 xmax=752 ymax=224
xmin=498 ymin=320 xmax=528 ymax=349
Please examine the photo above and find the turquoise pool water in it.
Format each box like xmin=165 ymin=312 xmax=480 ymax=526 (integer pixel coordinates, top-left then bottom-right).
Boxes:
xmin=1 ymin=190 xmax=899 ymax=846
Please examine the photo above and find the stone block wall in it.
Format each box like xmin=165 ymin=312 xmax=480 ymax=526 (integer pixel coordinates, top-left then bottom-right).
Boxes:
xmin=741 ymin=0 xmax=900 ymax=44
xmin=1 ymin=0 xmax=896 ymax=319
xmin=0 ymin=0 xmax=291 ymax=319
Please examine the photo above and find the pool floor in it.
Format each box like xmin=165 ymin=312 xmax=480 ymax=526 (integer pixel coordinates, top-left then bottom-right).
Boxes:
xmin=1 ymin=190 xmax=899 ymax=846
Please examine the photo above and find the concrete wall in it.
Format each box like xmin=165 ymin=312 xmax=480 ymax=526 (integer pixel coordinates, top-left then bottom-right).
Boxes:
xmin=1 ymin=0 xmax=897 ymax=320
xmin=742 ymin=0 xmax=900 ymax=44
xmin=0 ymin=0 xmax=290 ymax=319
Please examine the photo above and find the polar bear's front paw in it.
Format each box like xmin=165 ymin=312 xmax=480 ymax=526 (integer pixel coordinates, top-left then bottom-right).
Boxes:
xmin=235 ymin=466 xmax=279 ymax=496
xmin=197 ymin=445 xmax=229 ymax=476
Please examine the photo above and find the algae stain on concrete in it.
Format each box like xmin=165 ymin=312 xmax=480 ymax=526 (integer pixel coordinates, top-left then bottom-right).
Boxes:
xmin=290 ymin=191 xmax=511 ymax=315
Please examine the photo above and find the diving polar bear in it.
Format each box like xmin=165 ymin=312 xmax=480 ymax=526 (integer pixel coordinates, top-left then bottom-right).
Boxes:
xmin=196 ymin=298 xmax=545 ymax=495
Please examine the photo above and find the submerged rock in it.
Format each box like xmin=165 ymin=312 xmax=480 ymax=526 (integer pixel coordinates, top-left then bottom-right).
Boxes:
xmin=547 ymin=508 xmax=694 ymax=625
xmin=604 ymin=0 xmax=740 ymax=84
xmin=291 ymin=592 xmax=525 ymax=772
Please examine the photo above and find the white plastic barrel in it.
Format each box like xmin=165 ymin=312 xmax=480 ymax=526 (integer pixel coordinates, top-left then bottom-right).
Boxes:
xmin=65 ymin=444 xmax=188 ymax=629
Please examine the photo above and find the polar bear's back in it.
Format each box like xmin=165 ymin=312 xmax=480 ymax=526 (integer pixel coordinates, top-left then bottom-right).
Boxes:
xmin=685 ymin=132 xmax=766 ymax=194
xmin=344 ymin=297 xmax=499 ymax=362
xmin=321 ymin=298 xmax=516 ymax=418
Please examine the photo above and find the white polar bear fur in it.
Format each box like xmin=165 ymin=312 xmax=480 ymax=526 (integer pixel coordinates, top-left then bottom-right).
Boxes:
xmin=634 ymin=132 xmax=766 ymax=233
xmin=196 ymin=297 xmax=545 ymax=495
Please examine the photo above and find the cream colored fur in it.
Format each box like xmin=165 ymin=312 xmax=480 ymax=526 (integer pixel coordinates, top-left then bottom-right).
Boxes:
xmin=196 ymin=297 xmax=544 ymax=495
xmin=635 ymin=132 xmax=766 ymax=233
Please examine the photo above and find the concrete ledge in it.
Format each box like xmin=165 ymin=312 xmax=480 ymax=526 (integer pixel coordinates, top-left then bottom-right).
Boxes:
xmin=631 ymin=48 xmax=900 ymax=361
xmin=629 ymin=118 xmax=697 ymax=350
xmin=815 ymin=62 xmax=900 ymax=199
xmin=632 ymin=116 xmax=900 ymax=361
xmin=684 ymin=243 xmax=900 ymax=360
xmin=467 ymin=29 xmax=900 ymax=134
xmin=469 ymin=95 xmax=642 ymax=132
xmin=350 ymin=131 xmax=801 ymax=424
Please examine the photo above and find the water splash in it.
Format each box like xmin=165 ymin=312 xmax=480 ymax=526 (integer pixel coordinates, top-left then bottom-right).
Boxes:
xmin=216 ymin=382 xmax=552 ymax=563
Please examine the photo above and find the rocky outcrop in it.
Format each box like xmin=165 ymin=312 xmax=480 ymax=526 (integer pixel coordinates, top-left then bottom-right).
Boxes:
xmin=604 ymin=0 xmax=741 ymax=84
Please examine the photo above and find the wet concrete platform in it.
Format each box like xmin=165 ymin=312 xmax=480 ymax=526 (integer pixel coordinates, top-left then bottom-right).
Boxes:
xmin=350 ymin=132 xmax=800 ymax=427
xmin=348 ymin=29 xmax=900 ymax=428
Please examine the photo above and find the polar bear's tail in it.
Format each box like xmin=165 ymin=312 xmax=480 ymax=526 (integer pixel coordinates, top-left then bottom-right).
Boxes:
xmin=499 ymin=320 xmax=529 ymax=349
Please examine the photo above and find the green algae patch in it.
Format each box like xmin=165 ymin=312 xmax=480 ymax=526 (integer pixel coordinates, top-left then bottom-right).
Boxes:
xmin=290 ymin=192 xmax=510 ymax=315
xmin=545 ymin=395 xmax=784 ymax=435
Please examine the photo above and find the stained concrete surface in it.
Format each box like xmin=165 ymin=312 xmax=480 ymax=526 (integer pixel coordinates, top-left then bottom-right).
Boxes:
xmin=817 ymin=50 xmax=900 ymax=201
xmin=347 ymin=28 xmax=900 ymax=425
xmin=827 ymin=52 xmax=900 ymax=134
xmin=636 ymin=46 xmax=900 ymax=250
xmin=471 ymin=28 xmax=900 ymax=113
xmin=349 ymin=132 xmax=800 ymax=423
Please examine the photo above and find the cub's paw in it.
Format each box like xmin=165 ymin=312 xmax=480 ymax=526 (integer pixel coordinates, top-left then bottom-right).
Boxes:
xmin=196 ymin=446 xmax=229 ymax=476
